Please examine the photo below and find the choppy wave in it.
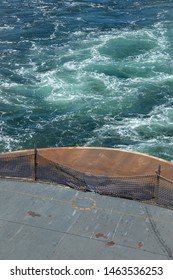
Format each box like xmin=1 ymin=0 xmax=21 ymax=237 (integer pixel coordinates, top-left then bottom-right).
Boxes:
xmin=0 ymin=0 xmax=173 ymax=161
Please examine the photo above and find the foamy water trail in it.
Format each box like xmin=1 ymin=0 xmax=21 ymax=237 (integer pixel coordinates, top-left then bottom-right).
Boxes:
xmin=0 ymin=0 xmax=173 ymax=160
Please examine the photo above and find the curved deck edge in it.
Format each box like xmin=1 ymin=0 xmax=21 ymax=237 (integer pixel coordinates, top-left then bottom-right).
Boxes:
xmin=1 ymin=147 xmax=173 ymax=177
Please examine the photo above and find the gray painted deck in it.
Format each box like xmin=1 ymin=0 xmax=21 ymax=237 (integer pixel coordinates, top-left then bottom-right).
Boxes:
xmin=0 ymin=178 xmax=173 ymax=260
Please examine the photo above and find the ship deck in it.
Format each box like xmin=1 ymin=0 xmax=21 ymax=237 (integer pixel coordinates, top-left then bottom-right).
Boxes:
xmin=0 ymin=178 xmax=173 ymax=260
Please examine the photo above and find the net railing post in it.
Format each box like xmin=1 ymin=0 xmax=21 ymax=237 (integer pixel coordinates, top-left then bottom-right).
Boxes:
xmin=155 ymin=164 xmax=161 ymax=203
xmin=34 ymin=145 xmax=37 ymax=181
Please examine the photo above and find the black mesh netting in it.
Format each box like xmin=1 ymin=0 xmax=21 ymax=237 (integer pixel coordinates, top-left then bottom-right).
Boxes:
xmin=0 ymin=153 xmax=34 ymax=179
xmin=0 ymin=150 xmax=173 ymax=210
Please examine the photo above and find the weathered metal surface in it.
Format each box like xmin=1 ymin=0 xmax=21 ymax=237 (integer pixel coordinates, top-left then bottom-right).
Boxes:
xmin=1 ymin=147 xmax=173 ymax=178
xmin=0 ymin=178 xmax=173 ymax=260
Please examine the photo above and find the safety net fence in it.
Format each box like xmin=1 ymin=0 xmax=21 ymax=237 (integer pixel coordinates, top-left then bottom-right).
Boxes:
xmin=0 ymin=149 xmax=173 ymax=210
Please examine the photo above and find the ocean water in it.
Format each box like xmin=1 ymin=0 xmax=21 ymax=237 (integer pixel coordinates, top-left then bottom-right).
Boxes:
xmin=0 ymin=0 xmax=173 ymax=161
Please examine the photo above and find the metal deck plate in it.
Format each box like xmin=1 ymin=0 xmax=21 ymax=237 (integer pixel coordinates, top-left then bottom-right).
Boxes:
xmin=0 ymin=178 xmax=173 ymax=260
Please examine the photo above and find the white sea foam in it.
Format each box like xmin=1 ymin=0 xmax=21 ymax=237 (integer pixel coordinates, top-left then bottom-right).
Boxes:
xmin=0 ymin=25 xmax=14 ymax=31
xmin=1 ymin=0 xmax=173 ymax=157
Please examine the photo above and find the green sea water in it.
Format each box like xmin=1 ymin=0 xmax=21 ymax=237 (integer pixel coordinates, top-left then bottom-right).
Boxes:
xmin=0 ymin=0 xmax=173 ymax=160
